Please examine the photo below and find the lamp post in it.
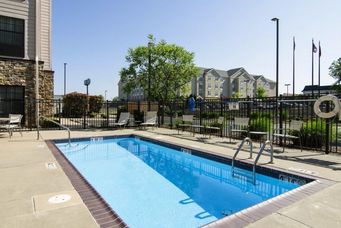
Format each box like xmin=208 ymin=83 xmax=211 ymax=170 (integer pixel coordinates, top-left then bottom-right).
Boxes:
xmin=84 ymin=78 xmax=91 ymax=113
xmin=147 ymin=42 xmax=152 ymax=111
xmin=271 ymin=17 xmax=279 ymax=99
xmin=285 ymin=83 xmax=290 ymax=96
xmin=64 ymin=63 xmax=67 ymax=96
xmin=272 ymin=17 xmax=281 ymax=136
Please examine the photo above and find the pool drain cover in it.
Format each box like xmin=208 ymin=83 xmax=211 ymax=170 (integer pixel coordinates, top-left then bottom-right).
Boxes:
xmin=48 ymin=194 xmax=71 ymax=204
xmin=45 ymin=162 xmax=57 ymax=170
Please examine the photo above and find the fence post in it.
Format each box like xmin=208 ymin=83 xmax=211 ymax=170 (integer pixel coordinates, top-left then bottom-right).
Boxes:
xmin=278 ymin=95 xmax=283 ymax=146
xmin=199 ymin=100 xmax=202 ymax=127
xmin=247 ymin=96 xmax=251 ymax=117
xmin=220 ymin=96 xmax=223 ymax=117
xmin=158 ymin=102 xmax=161 ymax=127
xmin=58 ymin=99 xmax=61 ymax=130
xmin=29 ymin=100 xmax=32 ymax=130
xmin=106 ymin=100 xmax=109 ymax=127
xmin=325 ymin=101 xmax=330 ymax=154
xmin=170 ymin=100 xmax=173 ymax=129
xmin=83 ymin=105 xmax=86 ymax=129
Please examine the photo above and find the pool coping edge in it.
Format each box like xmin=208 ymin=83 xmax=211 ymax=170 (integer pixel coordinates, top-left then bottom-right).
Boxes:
xmin=46 ymin=140 xmax=129 ymax=228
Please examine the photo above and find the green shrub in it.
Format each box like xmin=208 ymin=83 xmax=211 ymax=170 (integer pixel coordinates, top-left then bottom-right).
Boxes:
xmin=281 ymin=110 xmax=289 ymax=120
xmin=40 ymin=119 xmax=60 ymax=128
xmin=201 ymin=112 xmax=220 ymax=119
xmin=295 ymin=119 xmax=336 ymax=148
xmin=249 ymin=117 xmax=272 ymax=140
xmin=88 ymin=112 xmax=96 ymax=118
xmin=89 ymin=95 xmax=104 ymax=113
xmin=210 ymin=121 xmax=222 ymax=128
xmin=62 ymin=92 xmax=87 ymax=118
xmin=251 ymin=112 xmax=272 ymax=119
xmin=133 ymin=110 xmax=144 ymax=122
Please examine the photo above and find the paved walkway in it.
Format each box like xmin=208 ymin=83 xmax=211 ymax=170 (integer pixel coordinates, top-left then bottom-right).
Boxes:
xmin=0 ymin=128 xmax=340 ymax=227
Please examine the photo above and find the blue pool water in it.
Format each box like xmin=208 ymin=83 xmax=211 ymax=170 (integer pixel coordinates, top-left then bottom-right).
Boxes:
xmin=56 ymin=137 xmax=300 ymax=228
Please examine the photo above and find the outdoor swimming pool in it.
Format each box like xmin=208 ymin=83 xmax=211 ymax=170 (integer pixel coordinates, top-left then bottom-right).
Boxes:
xmin=55 ymin=136 xmax=306 ymax=228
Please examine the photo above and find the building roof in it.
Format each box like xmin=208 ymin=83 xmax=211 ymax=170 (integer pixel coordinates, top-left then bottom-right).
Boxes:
xmin=214 ymin=69 xmax=228 ymax=78
xmin=227 ymin=67 xmax=243 ymax=76
xmin=251 ymin=74 xmax=263 ymax=80
xmin=302 ymin=85 xmax=334 ymax=92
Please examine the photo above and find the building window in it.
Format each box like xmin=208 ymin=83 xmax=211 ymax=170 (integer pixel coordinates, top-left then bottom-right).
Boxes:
xmin=0 ymin=16 xmax=24 ymax=58
xmin=0 ymin=85 xmax=25 ymax=117
xmin=208 ymin=83 xmax=211 ymax=88
xmin=208 ymin=91 xmax=211 ymax=96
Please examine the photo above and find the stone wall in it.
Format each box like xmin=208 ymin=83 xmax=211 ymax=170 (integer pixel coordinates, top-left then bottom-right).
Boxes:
xmin=0 ymin=57 xmax=54 ymax=126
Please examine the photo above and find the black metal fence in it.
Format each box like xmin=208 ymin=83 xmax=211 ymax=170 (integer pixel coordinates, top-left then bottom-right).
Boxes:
xmin=1 ymin=96 xmax=340 ymax=154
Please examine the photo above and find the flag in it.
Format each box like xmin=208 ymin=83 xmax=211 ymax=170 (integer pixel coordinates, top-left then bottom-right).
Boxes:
xmin=312 ymin=41 xmax=317 ymax=53
xmin=319 ymin=42 xmax=322 ymax=57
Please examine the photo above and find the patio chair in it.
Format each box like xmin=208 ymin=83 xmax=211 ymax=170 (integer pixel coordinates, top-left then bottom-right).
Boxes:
xmin=204 ymin=116 xmax=224 ymax=138
xmin=273 ymin=120 xmax=303 ymax=152
xmin=0 ymin=114 xmax=23 ymax=138
xmin=140 ymin=111 xmax=158 ymax=129
xmin=229 ymin=117 xmax=249 ymax=141
xmin=177 ymin=115 xmax=194 ymax=134
xmin=112 ymin=112 xmax=130 ymax=128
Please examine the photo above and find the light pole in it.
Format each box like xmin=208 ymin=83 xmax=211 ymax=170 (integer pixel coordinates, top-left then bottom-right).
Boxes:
xmin=271 ymin=17 xmax=279 ymax=100
xmin=64 ymin=63 xmax=67 ymax=96
xmin=272 ymin=17 xmax=281 ymax=136
xmin=285 ymin=83 xmax=290 ymax=96
xmin=84 ymin=78 xmax=91 ymax=113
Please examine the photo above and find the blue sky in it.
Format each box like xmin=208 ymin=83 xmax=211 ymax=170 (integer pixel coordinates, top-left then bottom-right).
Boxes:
xmin=52 ymin=0 xmax=341 ymax=99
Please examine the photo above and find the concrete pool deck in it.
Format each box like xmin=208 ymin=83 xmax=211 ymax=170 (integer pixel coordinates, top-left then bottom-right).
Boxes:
xmin=0 ymin=128 xmax=340 ymax=228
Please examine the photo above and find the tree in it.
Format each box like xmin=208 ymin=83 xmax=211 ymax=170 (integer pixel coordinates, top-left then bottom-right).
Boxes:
xmin=232 ymin=92 xmax=242 ymax=98
xmin=256 ymin=86 xmax=267 ymax=98
xmin=63 ymin=92 xmax=87 ymax=117
xmin=330 ymin=58 xmax=341 ymax=92
xmin=120 ymin=35 xmax=199 ymax=105
xmin=89 ymin=95 xmax=104 ymax=113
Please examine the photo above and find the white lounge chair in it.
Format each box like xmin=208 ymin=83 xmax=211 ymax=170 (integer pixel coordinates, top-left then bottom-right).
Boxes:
xmin=205 ymin=116 xmax=225 ymax=138
xmin=229 ymin=117 xmax=249 ymax=142
xmin=0 ymin=114 xmax=23 ymax=138
xmin=140 ymin=111 xmax=157 ymax=129
xmin=178 ymin=115 xmax=194 ymax=134
xmin=112 ymin=112 xmax=130 ymax=128
xmin=273 ymin=120 xmax=303 ymax=152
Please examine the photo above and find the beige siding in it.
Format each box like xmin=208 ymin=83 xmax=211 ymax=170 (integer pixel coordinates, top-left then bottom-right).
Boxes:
xmin=0 ymin=0 xmax=51 ymax=70
xmin=40 ymin=0 xmax=51 ymax=69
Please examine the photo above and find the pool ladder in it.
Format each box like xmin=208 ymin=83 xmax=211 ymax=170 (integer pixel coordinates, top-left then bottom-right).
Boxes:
xmin=232 ymin=138 xmax=274 ymax=184
xmin=38 ymin=116 xmax=71 ymax=146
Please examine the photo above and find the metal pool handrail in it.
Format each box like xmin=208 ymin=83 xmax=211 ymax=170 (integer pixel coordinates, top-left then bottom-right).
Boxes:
xmin=232 ymin=137 xmax=253 ymax=177
xmin=252 ymin=140 xmax=274 ymax=184
xmin=39 ymin=116 xmax=71 ymax=146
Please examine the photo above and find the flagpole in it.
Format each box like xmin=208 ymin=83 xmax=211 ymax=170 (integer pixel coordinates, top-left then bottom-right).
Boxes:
xmin=318 ymin=41 xmax=321 ymax=96
xmin=293 ymin=36 xmax=295 ymax=97
xmin=312 ymin=39 xmax=314 ymax=96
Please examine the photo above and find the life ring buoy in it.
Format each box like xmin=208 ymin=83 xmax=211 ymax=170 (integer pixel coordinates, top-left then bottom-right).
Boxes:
xmin=313 ymin=95 xmax=340 ymax=118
